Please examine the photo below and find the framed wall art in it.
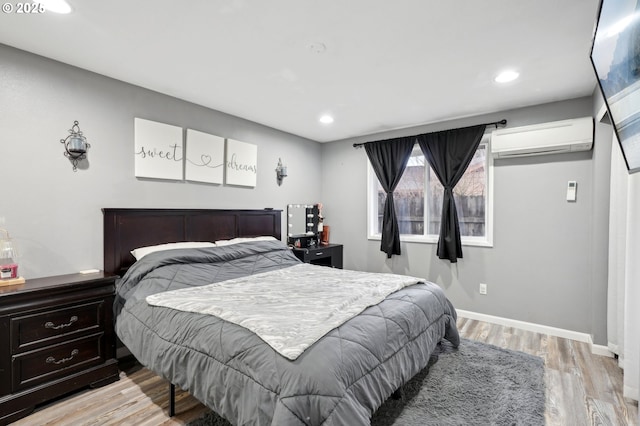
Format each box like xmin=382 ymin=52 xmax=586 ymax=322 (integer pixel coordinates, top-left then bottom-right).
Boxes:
xmin=185 ymin=129 xmax=225 ymax=184
xmin=134 ymin=118 xmax=184 ymax=180
xmin=225 ymin=139 xmax=257 ymax=187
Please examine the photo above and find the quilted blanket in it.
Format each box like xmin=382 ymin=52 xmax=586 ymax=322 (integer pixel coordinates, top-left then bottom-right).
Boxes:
xmin=146 ymin=263 xmax=424 ymax=360
xmin=114 ymin=240 xmax=459 ymax=425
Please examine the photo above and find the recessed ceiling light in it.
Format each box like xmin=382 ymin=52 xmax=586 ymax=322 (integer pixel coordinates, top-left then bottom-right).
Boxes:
xmin=36 ymin=0 xmax=72 ymax=14
xmin=319 ymin=114 xmax=334 ymax=124
xmin=495 ymin=70 xmax=520 ymax=83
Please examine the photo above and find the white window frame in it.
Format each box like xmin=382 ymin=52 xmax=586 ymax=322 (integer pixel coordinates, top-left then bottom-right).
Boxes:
xmin=367 ymin=133 xmax=493 ymax=248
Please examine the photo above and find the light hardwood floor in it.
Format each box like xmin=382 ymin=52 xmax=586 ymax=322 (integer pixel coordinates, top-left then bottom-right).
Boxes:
xmin=11 ymin=318 xmax=639 ymax=425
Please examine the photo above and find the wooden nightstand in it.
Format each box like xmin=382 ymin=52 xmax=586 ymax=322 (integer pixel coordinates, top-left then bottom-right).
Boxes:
xmin=292 ymin=243 xmax=343 ymax=269
xmin=0 ymin=272 xmax=119 ymax=425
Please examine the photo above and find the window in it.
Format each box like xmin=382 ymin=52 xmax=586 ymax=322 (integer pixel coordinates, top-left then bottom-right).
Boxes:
xmin=367 ymin=135 xmax=493 ymax=247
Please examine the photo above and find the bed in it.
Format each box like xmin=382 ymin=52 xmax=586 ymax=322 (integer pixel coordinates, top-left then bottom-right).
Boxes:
xmin=103 ymin=208 xmax=459 ymax=425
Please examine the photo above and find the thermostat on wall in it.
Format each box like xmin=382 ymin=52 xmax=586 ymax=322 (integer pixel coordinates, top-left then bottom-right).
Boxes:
xmin=567 ymin=181 xmax=577 ymax=202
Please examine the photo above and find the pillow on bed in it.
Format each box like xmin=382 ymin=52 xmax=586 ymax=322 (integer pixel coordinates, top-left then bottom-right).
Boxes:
xmin=130 ymin=242 xmax=216 ymax=260
xmin=215 ymin=236 xmax=277 ymax=246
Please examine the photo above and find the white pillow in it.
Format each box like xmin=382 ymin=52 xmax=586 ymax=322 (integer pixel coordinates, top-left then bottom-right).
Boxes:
xmin=130 ymin=242 xmax=216 ymax=260
xmin=215 ymin=236 xmax=277 ymax=247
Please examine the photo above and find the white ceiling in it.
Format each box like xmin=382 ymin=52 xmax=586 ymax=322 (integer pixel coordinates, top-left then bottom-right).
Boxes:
xmin=0 ymin=0 xmax=601 ymax=142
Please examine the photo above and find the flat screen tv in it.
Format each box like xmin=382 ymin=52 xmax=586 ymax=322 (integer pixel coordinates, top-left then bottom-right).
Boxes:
xmin=590 ymin=0 xmax=640 ymax=173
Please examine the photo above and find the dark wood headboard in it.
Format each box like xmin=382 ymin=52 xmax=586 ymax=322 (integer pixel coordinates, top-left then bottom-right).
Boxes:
xmin=103 ymin=208 xmax=282 ymax=276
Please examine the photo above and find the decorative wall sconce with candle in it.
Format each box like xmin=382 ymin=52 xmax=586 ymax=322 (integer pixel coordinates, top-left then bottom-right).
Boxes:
xmin=60 ymin=120 xmax=90 ymax=171
xmin=275 ymin=158 xmax=287 ymax=186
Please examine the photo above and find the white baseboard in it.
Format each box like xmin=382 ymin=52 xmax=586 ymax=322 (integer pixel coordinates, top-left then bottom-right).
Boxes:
xmin=592 ymin=344 xmax=614 ymax=358
xmin=457 ymin=309 xmax=614 ymax=358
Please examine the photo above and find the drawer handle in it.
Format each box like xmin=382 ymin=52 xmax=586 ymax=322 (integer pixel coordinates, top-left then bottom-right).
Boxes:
xmin=46 ymin=349 xmax=79 ymax=365
xmin=315 ymin=252 xmax=324 ymax=256
xmin=44 ymin=315 xmax=78 ymax=330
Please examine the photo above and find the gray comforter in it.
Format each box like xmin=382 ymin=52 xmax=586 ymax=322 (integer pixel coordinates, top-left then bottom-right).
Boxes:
xmin=115 ymin=240 xmax=459 ymax=425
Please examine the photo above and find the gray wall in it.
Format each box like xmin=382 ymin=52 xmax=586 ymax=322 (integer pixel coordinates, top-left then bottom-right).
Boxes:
xmin=0 ymin=44 xmax=322 ymax=279
xmin=321 ymin=96 xmax=611 ymax=344
xmin=1 ymin=43 xmax=611 ymax=345
xmin=590 ymin=88 xmax=612 ymax=348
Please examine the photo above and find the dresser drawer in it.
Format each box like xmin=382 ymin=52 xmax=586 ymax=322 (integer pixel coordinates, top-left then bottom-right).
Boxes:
xmin=11 ymin=332 xmax=105 ymax=392
xmin=292 ymin=244 xmax=343 ymax=268
xmin=0 ymin=272 xmax=119 ymax=423
xmin=10 ymin=300 xmax=104 ymax=353
xmin=307 ymin=248 xmax=332 ymax=260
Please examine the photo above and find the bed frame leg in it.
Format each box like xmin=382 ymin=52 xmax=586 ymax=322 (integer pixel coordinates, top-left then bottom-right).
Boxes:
xmin=391 ymin=387 xmax=404 ymax=400
xmin=169 ymin=383 xmax=176 ymax=417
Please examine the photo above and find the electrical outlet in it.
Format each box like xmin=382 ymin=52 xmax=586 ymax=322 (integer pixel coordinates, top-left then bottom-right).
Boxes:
xmin=479 ymin=283 xmax=488 ymax=295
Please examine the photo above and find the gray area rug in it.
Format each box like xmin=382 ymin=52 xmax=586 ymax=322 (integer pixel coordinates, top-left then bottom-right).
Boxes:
xmin=187 ymin=338 xmax=545 ymax=426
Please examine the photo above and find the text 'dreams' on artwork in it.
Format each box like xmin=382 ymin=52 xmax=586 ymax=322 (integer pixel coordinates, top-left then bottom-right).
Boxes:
xmin=226 ymin=139 xmax=257 ymax=187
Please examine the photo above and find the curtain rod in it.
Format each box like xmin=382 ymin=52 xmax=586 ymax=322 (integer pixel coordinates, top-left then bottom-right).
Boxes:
xmin=352 ymin=119 xmax=507 ymax=148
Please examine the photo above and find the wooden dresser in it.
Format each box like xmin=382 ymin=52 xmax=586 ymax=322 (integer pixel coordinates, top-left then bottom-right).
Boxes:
xmin=0 ymin=272 xmax=119 ymax=425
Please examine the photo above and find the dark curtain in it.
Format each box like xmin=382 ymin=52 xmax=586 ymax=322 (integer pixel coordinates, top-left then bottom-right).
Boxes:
xmin=364 ymin=137 xmax=415 ymax=258
xmin=416 ymin=125 xmax=486 ymax=262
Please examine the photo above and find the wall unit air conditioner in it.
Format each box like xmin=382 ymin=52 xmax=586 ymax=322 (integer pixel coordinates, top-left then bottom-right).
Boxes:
xmin=491 ymin=116 xmax=593 ymax=158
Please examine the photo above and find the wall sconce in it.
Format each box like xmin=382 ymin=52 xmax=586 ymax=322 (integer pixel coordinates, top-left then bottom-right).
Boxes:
xmin=276 ymin=158 xmax=287 ymax=186
xmin=60 ymin=120 xmax=90 ymax=171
